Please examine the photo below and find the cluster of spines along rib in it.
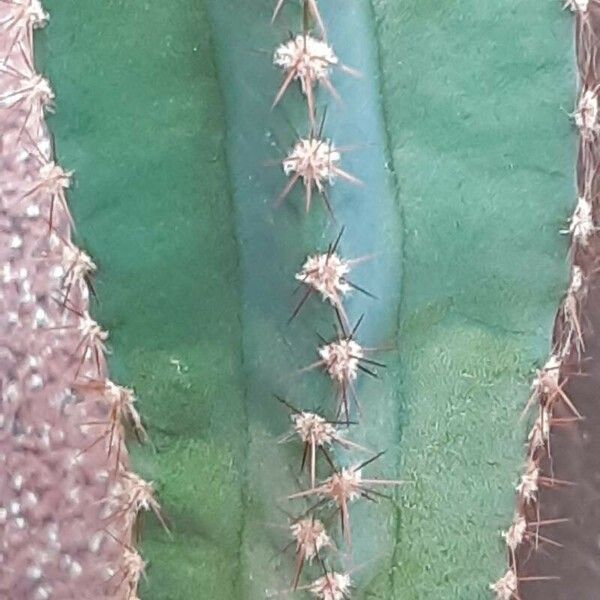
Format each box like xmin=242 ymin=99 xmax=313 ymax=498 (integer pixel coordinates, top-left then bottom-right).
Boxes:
xmin=270 ymin=2 xmax=402 ymax=597
xmin=0 ymin=2 xmax=163 ymax=598
xmin=490 ymin=2 xmax=597 ymax=598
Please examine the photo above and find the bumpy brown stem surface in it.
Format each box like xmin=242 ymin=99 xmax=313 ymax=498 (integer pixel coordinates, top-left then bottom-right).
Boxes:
xmin=0 ymin=5 xmax=134 ymax=599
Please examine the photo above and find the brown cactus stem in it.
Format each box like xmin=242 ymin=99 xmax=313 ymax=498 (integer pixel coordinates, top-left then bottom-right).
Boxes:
xmin=0 ymin=4 xmax=144 ymax=598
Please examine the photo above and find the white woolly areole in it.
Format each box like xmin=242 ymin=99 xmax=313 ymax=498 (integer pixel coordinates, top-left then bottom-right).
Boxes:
xmin=105 ymin=382 xmax=145 ymax=439
xmin=532 ymin=354 xmax=561 ymax=394
xmin=296 ymin=253 xmax=351 ymax=304
xmin=104 ymin=471 xmax=160 ymax=519
xmin=543 ymin=354 xmax=562 ymax=378
xmin=40 ymin=161 xmax=71 ymax=192
xmin=528 ymin=407 xmax=551 ymax=449
xmin=319 ymin=339 xmax=363 ymax=383
xmin=502 ymin=514 xmax=527 ymax=552
xmin=290 ymin=518 xmax=331 ymax=561
xmin=80 ymin=312 xmax=108 ymax=343
xmin=490 ymin=569 xmax=518 ymax=600
xmin=283 ymin=138 xmax=341 ymax=187
xmin=0 ymin=73 xmax=53 ymax=108
xmin=575 ymin=88 xmax=600 ymax=138
xmin=570 ymin=196 xmax=595 ymax=243
xmin=309 ymin=572 xmax=351 ymax=600
xmin=27 ymin=74 xmax=53 ymax=105
xmin=565 ymin=0 xmax=589 ymax=12
xmin=61 ymin=241 xmax=96 ymax=278
xmin=273 ymin=34 xmax=337 ymax=92
xmin=3 ymin=0 xmax=48 ymax=28
xmin=516 ymin=460 xmax=539 ymax=504
xmin=324 ymin=467 xmax=362 ymax=505
xmin=122 ymin=548 xmax=146 ymax=593
xmin=292 ymin=412 xmax=336 ymax=447
xmin=120 ymin=472 xmax=157 ymax=513
xmin=570 ymin=265 xmax=584 ymax=294
xmin=25 ymin=0 xmax=49 ymax=27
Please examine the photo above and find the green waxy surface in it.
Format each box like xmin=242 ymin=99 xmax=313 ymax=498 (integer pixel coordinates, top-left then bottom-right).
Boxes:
xmin=39 ymin=1 xmax=247 ymax=597
xmin=370 ymin=2 xmax=574 ymax=596
xmin=39 ymin=0 xmax=574 ymax=598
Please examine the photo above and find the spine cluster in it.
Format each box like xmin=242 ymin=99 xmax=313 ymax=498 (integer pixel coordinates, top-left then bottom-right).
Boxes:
xmin=491 ymin=2 xmax=596 ymax=598
xmin=0 ymin=2 xmax=162 ymax=598
xmin=270 ymin=2 xmax=402 ymax=597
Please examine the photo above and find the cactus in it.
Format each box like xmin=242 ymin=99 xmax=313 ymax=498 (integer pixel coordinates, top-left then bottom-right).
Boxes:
xmin=0 ymin=1 xmax=154 ymax=598
xmin=2 ymin=0 xmax=575 ymax=599
xmin=495 ymin=3 xmax=600 ymax=599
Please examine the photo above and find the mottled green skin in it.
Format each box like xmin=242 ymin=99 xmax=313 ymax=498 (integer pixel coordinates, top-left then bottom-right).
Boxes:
xmin=39 ymin=2 xmax=246 ymax=597
xmin=370 ymin=2 xmax=574 ymax=596
xmin=39 ymin=0 xmax=573 ymax=599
